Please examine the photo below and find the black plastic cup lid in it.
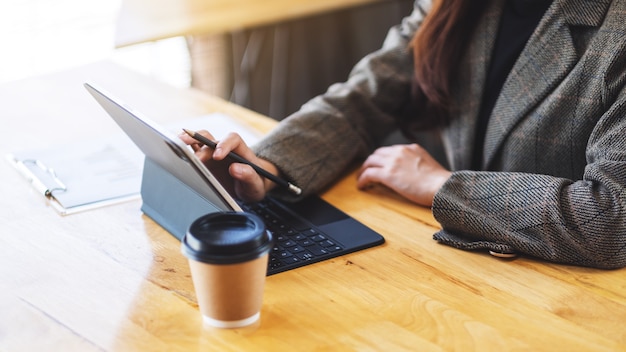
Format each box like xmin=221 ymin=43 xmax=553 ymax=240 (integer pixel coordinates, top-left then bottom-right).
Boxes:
xmin=182 ymin=212 xmax=273 ymax=265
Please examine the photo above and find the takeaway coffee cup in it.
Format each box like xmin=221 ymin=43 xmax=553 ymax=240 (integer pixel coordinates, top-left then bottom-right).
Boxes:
xmin=182 ymin=211 xmax=273 ymax=328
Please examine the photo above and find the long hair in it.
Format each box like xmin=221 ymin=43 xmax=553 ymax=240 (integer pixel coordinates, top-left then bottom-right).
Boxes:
xmin=405 ymin=0 xmax=487 ymax=130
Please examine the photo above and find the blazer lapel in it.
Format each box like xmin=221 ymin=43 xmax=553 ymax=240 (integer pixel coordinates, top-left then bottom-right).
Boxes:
xmin=481 ymin=0 xmax=612 ymax=169
xmin=445 ymin=0 xmax=502 ymax=171
xmin=482 ymin=1 xmax=578 ymax=169
xmin=445 ymin=0 xmax=611 ymax=171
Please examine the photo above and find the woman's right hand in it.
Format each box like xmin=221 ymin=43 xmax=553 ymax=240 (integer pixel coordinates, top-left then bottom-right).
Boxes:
xmin=179 ymin=130 xmax=278 ymax=202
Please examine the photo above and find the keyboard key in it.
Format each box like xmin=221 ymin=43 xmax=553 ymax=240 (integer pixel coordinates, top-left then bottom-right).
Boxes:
xmin=298 ymin=239 xmax=315 ymax=247
xmin=290 ymin=245 xmax=305 ymax=253
xmin=269 ymin=256 xmax=283 ymax=269
xmin=291 ymin=233 xmax=307 ymax=241
xmin=301 ymin=228 xmax=318 ymax=237
xmin=282 ymin=240 xmax=297 ymax=247
xmin=277 ymin=250 xmax=293 ymax=258
xmin=307 ymin=245 xmax=329 ymax=256
xmin=311 ymin=234 xmax=327 ymax=242
xmin=297 ymin=252 xmax=315 ymax=260
xmin=281 ymin=256 xmax=300 ymax=265
xmin=269 ymin=261 xmax=283 ymax=270
xmin=319 ymin=240 xmax=336 ymax=247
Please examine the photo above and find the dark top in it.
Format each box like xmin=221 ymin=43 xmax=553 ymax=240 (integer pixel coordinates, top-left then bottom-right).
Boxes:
xmin=471 ymin=0 xmax=553 ymax=170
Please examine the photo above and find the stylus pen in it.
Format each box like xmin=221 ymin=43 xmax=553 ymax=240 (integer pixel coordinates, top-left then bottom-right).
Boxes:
xmin=183 ymin=129 xmax=302 ymax=195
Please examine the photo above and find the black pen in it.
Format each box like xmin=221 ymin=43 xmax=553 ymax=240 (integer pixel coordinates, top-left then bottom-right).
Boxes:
xmin=182 ymin=129 xmax=302 ymax=195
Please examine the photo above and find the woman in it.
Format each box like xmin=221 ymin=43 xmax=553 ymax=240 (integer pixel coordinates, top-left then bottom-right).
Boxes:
xmin=181 ymin=0 xmax=626 ymax=269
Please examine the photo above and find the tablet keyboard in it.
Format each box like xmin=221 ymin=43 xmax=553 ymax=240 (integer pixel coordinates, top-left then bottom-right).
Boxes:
xmin=240 ymin=198 xmax=344 ymax=275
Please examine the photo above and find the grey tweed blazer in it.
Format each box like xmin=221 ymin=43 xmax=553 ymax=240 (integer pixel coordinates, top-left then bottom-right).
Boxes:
xmin=254 ymin=0 xmax=626 ymax=269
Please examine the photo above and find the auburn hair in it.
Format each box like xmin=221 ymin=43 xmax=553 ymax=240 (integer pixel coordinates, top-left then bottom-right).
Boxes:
xmin=406 ymin=0 xmax=487 ymax=130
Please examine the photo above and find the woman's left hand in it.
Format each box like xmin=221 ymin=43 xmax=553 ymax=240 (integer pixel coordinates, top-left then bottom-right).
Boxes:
xmin=356 ymin=144 xmax=451 ymax=207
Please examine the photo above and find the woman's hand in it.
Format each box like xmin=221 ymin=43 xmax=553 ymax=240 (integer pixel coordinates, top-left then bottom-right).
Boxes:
xmin=356 ymin=144 xmax=451 ymax=207
xmin=179 ymin=130 xmax=279 ymax=202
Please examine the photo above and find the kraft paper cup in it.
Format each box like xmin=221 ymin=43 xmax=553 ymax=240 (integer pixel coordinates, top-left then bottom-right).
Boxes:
xmin=182 ymin=212 xmax=273 ymax=329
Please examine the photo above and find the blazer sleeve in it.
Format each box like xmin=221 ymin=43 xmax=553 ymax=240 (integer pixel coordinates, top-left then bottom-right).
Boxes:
xmin=432 ymin=84 xmax=626 ymax=269
xmin=253 ymin=1 xmax=431 ymax=200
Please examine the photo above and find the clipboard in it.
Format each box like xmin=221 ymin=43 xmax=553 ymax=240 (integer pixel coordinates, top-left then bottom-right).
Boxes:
xmin=7 ymin=113 xmax=261 ymax=215
xmin=6 ymin=135 xmax=144 ymax=215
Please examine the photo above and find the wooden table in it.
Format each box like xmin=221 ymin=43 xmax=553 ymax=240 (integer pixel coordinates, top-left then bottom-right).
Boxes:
xmin=115 ymin=0 xmax=390 ymax=47
xmin=1 ymin=62 xmax=625 ymax=351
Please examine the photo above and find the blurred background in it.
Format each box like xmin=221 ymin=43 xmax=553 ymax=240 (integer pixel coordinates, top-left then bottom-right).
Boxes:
xmin=0 ymin=0 xmax=190 ymax=87
xmin=0 ymin=0 xmax=413 ymax=119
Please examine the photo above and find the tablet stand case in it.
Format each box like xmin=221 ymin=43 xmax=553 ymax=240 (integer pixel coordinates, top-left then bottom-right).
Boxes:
xmin=140 ymin=157 xmax=223 ymax=240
